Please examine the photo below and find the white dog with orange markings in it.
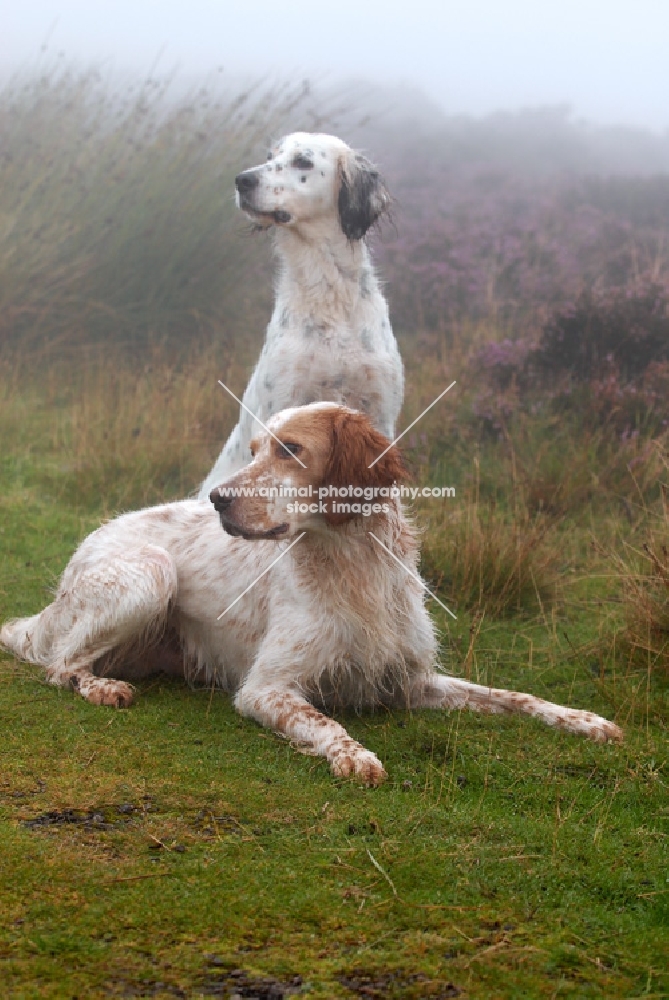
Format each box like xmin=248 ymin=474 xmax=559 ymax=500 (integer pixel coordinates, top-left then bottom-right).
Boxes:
xmin=2 ymin=404 xmax=622 ymax=785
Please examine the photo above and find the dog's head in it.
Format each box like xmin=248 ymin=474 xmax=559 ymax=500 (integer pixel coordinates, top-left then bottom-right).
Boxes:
xmin=235 ymin=132 xmax=390 ymax=240
xmin=209 ymin=403 xmax=406 ymax=539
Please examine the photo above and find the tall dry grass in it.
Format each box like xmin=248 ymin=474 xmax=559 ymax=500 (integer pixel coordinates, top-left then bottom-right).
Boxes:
xmin=418 ymin=458 xmax=563 ymax=618
xmin=0 ymin=63 xmax=323 ymax=356
xmin=604 ymin=483 xmax=669 ymax=673
xmin=504 ymin=420 xmax=668 ymax=517
xmin=0 ymin=345 xmax=243 ymax=509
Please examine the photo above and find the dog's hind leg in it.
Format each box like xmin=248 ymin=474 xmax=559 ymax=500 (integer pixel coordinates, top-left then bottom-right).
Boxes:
xmin=408 ymin=672 xmax=623 ymax=743
xmin=1 ymin=545 xmax=178 ymax=708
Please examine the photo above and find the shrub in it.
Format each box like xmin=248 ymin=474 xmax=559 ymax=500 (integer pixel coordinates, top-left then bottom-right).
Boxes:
xmin=534 ymin=283 xmax=669 ymax=383
xmin=471 ymin=287 xmax=669 ymax=440
xmin=470 ymin=338 xmax=536 ymax=436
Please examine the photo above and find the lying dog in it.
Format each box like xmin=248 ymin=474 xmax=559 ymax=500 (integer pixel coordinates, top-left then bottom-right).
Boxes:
xmin=199 ymin=132 xmax=403 ymax=499
xmin=2 ymin=404 xmax=622 ymax=785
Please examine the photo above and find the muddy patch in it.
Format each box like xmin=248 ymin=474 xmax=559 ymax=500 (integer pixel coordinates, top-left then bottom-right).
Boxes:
xmin=337 ymin=968 xmax=461 ymax=999
xmin=22 ymin=802 xmax=141 ymax=830
xmin=198 ymin=962 xmax=303 ymax=998
xmin=108 ymin=980 xmax=187 ymax=998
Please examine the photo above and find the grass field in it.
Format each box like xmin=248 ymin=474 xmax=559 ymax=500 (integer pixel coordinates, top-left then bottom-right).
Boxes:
xmin=1 ymin=348 xmax=667 ymax=1000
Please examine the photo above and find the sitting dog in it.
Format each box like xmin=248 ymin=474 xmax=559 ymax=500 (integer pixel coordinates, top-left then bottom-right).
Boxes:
xmin=198 ymin=132 xmax=403 ymax=500
xmin=2 ymin=404 xmax=622 ymax=785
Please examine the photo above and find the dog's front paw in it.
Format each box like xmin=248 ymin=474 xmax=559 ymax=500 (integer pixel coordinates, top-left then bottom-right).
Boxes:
xmin=330 ymin=745 xmax=387 ymax=786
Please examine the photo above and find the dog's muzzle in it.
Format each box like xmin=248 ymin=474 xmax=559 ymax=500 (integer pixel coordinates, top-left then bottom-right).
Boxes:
xmin=235 ymin=170 xmax=259 ymax=196
xmin=219 ymin=521 xmax=289 ymax=540
xmin=234 ymin=170 xmax=291 ymax=225
xmin=209 ymin=488 xmax=233 ymax=515
xmin=209 ymin=487 xmax=289 ymax=540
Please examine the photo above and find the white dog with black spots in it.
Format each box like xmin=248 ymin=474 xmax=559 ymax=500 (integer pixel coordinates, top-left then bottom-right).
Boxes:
xmin=199 ymin=132 xmax=403 ymax=499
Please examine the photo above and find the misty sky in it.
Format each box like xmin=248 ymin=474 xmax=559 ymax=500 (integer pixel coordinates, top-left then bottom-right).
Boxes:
xmin=4 ymin=0 xmax=669 ymax=131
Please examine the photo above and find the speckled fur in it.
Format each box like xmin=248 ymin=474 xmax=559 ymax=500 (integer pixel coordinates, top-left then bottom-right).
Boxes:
xmin=199 ymin=133 xmax=403 ymax=500
xmin=3 ymin=405 xmax=622 ymax=784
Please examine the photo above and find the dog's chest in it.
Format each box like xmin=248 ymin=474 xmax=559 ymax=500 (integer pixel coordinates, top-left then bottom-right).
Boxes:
xmin=285 ymin=551 xmax=404 ymax=661
xmin=248 ymin=310 xmax=399 ymax=421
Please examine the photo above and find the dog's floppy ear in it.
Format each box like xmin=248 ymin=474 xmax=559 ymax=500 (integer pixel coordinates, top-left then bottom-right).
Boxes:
xmin=338 ymin=150 xmax=390 ymax=241
xmin=321 ymin=410 xmax=406 ymax=526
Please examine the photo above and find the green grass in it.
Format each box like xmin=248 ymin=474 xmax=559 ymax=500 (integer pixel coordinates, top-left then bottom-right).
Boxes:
xmin=1 ymin=482 xmax=667 ymax=999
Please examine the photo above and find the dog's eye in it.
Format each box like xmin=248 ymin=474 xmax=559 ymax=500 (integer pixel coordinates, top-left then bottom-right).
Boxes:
xmin=278 ymin=441 xmax=303 ymax=459
xmin=292 ymin=154 xmax=314 ymax=170
xmin=266 ymin=151 xmax=273 ymax=161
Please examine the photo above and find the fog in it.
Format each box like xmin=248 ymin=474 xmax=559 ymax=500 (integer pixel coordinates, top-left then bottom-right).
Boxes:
xmin=4 ymin=0 xmax=669 ymax=132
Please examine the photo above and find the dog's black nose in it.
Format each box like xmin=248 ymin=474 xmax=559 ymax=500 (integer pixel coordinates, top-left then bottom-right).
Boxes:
xmin=235 ymin=170 xmax=260 ymax=194
xmin=210 ymin=488 xmax=233 ymax=512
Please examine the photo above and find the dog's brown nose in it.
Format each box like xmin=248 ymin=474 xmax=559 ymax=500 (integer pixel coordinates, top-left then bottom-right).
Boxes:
xmin=235 ymin=170 xmax=259 ymax=194
xmin=209 ymin=488 xmax=233 ymax=512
